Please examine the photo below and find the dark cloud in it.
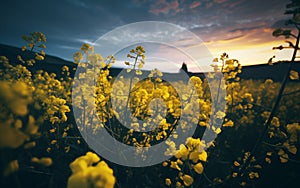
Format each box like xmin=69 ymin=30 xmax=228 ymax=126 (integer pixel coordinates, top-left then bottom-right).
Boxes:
xmin=271 ymin=19 xmax=294 ymax=28
xmin=0 ymin=0 xmax=293 ymax=61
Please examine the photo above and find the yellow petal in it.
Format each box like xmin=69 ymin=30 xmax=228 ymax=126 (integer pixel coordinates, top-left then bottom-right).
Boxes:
xmin=223 ymin=120 xmax=234 ymax=127
xmin=165 ymin=178 xmax=172 ymax=186
xmin=67 ymin=172 xmax=88 ymax=188
xmin=182 ymin=174 xmax=194 ymax=186
xmin=290 ymin=70 xmax=299 ymax=80
xmin=199 ymin=151 xmax=208 ymax=162
xmin=194 ymin=163 xmax=204 ymax=174
xmin=35 ymin=54 xmax=44 ymax=61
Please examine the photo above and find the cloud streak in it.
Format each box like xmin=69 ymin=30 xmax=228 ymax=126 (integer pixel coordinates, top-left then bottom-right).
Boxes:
xmin=149 ymin=0 xmax=180 ymax=15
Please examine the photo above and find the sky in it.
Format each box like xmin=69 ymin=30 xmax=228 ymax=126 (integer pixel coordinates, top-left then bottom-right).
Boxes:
xmin=0 ymin=0 xmax=295 ymax=72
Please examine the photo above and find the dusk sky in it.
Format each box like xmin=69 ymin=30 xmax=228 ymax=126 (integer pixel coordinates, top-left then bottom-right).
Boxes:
xmin=0 ymin=0 xmax=295 ymax=71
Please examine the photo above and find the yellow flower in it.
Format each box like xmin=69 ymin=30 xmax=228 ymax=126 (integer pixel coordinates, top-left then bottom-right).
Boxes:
xmin=35 ymin=54 xmax=44 ymax=61
xmin=244 ymin=93 xmax=254 ymax=103
xmin=216 ymin=111 xmax=226 ymax=119
xmin=61 ymin=105 xmax=70 ymax=113
xmin=50 ymin=116 xmax=59 ymax=124
xmin=175 ymin=181 xmax=183 ymax=188
xmin=249 ymin=172 xmax=259 ymax=179
xmin=189 ymin=150 xmax=199 ymax=163
xmin=170 ymin=161 xmax=181 ymax=171
xmin=86 ymin=151 xmax=101 ymax=164
xmin=185 ymin=137 xmax=197 ymax=148
xmin=199 ymin=121 xmax=207 ymax=126
xmin=284 ymin=142 xmax=297 ymax=154
xmin=0 ymin=81 xmax=32 ymax=116
xmin=70 ymin=158 xmax=89 ymax=174
xmin=232 ymin=172 xmax=238 ymax=178
xmin=136 ymin=69 xmax=143 ymax=75
xmin=46 ymin=147 xmax=51 ymax=153
xmin=67 ymin=172 xmax=88 ymax=188
xmin=265 ymin=157 xmax=271 ymax=164
xmin=212 ymin=126 xmax=222 ymax=134
xmin=62 ymin=65 xmax=69 ymax=71
xmin=73 ymin=52 xmax=83 ymax=63
xmin=181 ymin=174 xmax=194 ymax=186
xmin=175 ymin=144 xmax=189 ymax=160
xmin=290 ymin=70 xmax=299 ymax=80
xmin=271 ymin=117 xmax=280 ymax=127
xmin=223 ymin=120 xmax=234 ymax=127
xmin=199 ymin=151 xmax=207 ymax=162
xmin=162 ymin=161 xmax=168 ymax=167
xmin=51 ymin=140 xmax=57 ymax=144
xmin=176 ymin=159 xmax=183 ymax=165
xmin=278 ymin=149 xmax=289 ymax=163
xmin=62 ymin=113 xmax=68 ymax=122
xmin=67 ymin=152 xmax=115 ymax=188
xmin=80 ymin=43 xmax=93 ymax=53
xmin=31 ymin=157 xmax=53 ymax=167
xmin=40 ymin=157 xmax=53 ymax=166
xmin=194 ymin=162 xmax=204 ymax=174
xmin=137 ymin=62 xmax=144 ymax=69
xmin=234 ymin=161 xmax=240 ymax=167
xmin=165 ymin=178 xmax=172 ymax=186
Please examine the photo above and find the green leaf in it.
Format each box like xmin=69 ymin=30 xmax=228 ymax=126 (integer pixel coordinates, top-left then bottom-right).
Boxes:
xmin=272 ymin=28 xmax=283 ymax=37
xmin=282 ymin=30 xmax=292 ymax=38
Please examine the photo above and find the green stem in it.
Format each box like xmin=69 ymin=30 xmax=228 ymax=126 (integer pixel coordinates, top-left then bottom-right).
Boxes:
xmin=124 ymin=55 xmax=139 ymax=119
xmin=215 ymin=60 xmax=225 ymax=106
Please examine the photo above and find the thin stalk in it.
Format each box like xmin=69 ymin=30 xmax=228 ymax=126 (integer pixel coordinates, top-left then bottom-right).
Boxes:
xmin=215 ymin=60 xmax=225 ymax=106
xmin=124 ymin=55 xmax=139 ymax=118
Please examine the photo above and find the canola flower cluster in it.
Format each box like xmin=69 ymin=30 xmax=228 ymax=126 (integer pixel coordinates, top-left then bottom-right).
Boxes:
xmin=21 ymin=32 xmax=47 ymax=61
xmin=72 ymin=45 xmax=300 ymax=187
xmin=1 ymin=31 xmax=300 ymax=188
xmin=163 ymin=137 xmax=208 ymax=187
xmin=0 ymin=80 xmax=36 ymax=148
xmin=67 ymin=152 xmax=115 ymax=188
xmin=72 ymin=43 xmax=116 ymax=130
xmin=70 ymin=44 xmax=217 ymax=186
xmin=0 ymin=33 xmax=71 ymax=177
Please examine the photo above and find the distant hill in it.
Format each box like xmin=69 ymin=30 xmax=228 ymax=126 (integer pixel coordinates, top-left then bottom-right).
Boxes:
xmin=0 ymin=43 xmax=77 ymax=75
xmin=1 ymin=43 xmax=300 ymax=82
xmin=239 ymin=61 xmax=300 ymax=81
